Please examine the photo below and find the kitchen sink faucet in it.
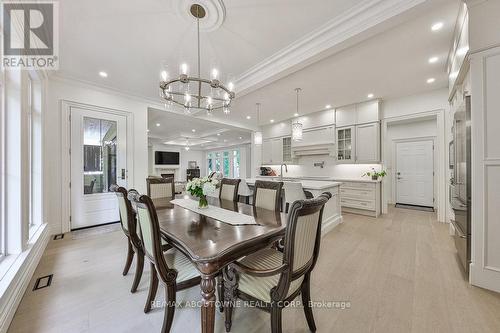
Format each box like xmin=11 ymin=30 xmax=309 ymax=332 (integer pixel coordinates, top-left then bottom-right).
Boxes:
xmin=280 ymin=163 xmax=288 ymax=182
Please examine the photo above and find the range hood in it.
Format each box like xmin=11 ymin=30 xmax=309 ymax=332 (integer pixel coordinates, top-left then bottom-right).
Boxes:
xmin=291 ymin=126 xmax=336 ymax=156
xmin=292 ymin=143 xmax=335 ymax=156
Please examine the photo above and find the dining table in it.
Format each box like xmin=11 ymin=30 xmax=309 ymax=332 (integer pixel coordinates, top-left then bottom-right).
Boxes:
xmin=152 ymin=195 xmax=287 ymax=333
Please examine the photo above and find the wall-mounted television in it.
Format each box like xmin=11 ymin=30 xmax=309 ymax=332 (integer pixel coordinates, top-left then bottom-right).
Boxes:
xmin=155 ymin=151 xmax=180 ymax=165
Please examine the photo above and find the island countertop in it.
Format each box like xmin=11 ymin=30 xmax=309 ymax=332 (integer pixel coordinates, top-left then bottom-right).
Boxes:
xmin=245 ymin=178 xmax=342 ymax=190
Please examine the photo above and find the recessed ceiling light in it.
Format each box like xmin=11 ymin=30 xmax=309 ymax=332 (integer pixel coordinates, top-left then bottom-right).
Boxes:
xmin=325 ymin=105 xmax=331 ymax=109
xmin=217 ymin=133 xmax=221 ymax=136
xmin=431 ymin=22 xmax=443 ymax=31
xmin=294 ymin=113 xmax=299 ymax=117
xmin=246 ymin=115 xmax=251 ymax=120
xmin=367 ymin=93 xmax=374 ymax=99
xmin=191 ymin=129 xmax=196 ymax=132
xmin=147 ymin=129 xmax=150 ymax=132
xmin=428 ymin=56 xmax=439 ymax=64
xmin=99 ymin=71 xmax=108 ymax=78
xmin=223 ymin=139 xmax=227 ymax=142
xmin=156 ymin=123 xmax=160 ymax=127
xmin=427 ymin=78 xmax=436 ymax=84
xmin=270 ymin=119 xmax=274 ymax=123
xmin=239 ymin=137 xmax=242 ymax=139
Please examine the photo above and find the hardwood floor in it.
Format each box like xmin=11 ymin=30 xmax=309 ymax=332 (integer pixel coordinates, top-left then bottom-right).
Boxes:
xmin=8 ymin=207 xmax=500 ymax=332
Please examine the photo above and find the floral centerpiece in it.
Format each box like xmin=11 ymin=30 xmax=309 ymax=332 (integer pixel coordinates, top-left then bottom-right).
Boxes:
xmin=362 ymin=168 xmax=387 ymax=180
xmin=186 ymin=177 xmax=219 ymax=209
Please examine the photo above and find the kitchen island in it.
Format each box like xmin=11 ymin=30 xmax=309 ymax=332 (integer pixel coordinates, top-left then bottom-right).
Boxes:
xmin=245 ymin=178 xmax=343 ymax=234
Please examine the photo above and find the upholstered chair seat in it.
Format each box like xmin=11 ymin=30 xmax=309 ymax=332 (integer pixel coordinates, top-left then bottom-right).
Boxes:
xmin=237 ymin=248 xmax=303 ymax=303
xmin=163 ymin=249 xmax=199 ymax=283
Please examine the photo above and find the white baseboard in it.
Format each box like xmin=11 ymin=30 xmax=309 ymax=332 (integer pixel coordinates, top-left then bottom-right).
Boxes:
xmin=321 ymin=214 xmax=343 ymax=236
xmin=0 ymin=224 xmax=50 ymax=333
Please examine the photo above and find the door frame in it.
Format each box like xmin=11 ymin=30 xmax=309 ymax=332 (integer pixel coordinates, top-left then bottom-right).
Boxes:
xmin=381 ymin=110 xmax=446 ymax=222
xmin=392 ymin=137 xmax=435 ymax=207
xmin=60 ymin=100 xmax=134 ymax=233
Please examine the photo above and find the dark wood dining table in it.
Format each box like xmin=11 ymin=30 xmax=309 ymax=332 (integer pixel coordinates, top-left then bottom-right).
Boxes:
xmin=152 ymin=195 xmax=287 ymax=333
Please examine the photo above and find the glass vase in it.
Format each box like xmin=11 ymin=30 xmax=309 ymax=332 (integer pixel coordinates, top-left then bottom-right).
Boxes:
xmin=198 ymin=195 xmax=208 ymax=209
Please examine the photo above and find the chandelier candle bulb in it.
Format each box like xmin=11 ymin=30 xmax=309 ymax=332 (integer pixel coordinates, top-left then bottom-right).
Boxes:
xmin=211 ymin=68 xmax=218 ymax=80
xmin=180 ymin=63 xmax=188 ymax=75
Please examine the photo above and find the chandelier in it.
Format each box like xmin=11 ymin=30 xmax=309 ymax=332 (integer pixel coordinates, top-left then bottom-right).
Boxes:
xmin=254 ymin=103 xmax=263 ymax=145
xmin=292 ymin=88 xmax=303 ymax=141
xmin=159 ymin=4 xmax=235 ymax=115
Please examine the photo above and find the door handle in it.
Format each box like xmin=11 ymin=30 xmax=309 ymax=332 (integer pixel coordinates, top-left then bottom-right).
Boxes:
xmin=121 ymin=169 xmax=126 ymax=180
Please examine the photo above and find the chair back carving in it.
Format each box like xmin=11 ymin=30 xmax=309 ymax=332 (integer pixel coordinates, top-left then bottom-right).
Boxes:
xmin=219 ymin=178 xmax=241 ymax=202
xmin=252 ymin=180 xmax=283 ymax=211
xmin=110 ymin=185 xmax=141 ymax=248
xmin=147 ymin=177 xmax=175 ymax=199
xmin=273 ymin=192 xmax=331 ymax=301
xmin=128 ymin=192 xmax=174 ymax=280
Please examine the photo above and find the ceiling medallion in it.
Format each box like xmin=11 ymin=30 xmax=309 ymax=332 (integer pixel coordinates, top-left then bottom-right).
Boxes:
xmin=173 ymin=0 xmax=226 ymax=32
xmin=292 ymin=88 xmax=303 ymax=142
xmin=160 ymin=3 xmax=234 ymax=116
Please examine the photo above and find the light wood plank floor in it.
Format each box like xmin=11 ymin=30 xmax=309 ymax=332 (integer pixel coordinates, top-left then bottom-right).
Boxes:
xmin=8 ymin=207 xmax=500 ymax=333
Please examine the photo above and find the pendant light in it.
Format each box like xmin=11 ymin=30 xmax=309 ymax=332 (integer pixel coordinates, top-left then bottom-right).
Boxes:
xmin=292 ymin=88 xmax=303 ymax=141
xmin=254 ymin=103 xmax=263 ymax=145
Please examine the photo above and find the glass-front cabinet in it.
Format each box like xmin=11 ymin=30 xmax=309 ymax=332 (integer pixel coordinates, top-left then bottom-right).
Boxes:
xmin=336 ymin=126 xmax=355 ymax=163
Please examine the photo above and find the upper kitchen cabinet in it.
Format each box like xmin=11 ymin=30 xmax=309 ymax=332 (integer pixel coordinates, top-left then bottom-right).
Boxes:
xmin=262 ymin=137 xmax=293 ymax=164
xmin=335 ymin=104 xmax=357 ymax=127
xmin=356 ymin=123 xmax=380 ymax=163
xmin=335 ymin=100 xmax=381 ymax=164
xmin=335 ymin=100 xmax=380 ymax=126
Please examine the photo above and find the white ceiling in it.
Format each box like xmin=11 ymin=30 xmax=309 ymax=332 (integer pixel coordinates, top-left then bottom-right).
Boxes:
xmin=230 ymin=0 xmax=460 ymax=125
xmin=148 ymin=108 xmax=251 ymax=150
xmin=58 ymin=0 xmax=364 ymax=96
xmin=57 ymin=0 xmax=460 ymax=129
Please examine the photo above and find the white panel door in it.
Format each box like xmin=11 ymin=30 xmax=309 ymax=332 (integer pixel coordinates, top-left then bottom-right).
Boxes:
xmin=70 ymin=107 xmax=127 ymax=229
xmin=356 ymin=123 xmax=379 ymax=163
xmin=396 ymin=140 xmax=434 ymax=207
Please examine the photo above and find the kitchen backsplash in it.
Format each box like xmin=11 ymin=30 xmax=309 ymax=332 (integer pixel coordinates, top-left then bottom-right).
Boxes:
xmin=265 ymin=155 xmax=382 ymax=179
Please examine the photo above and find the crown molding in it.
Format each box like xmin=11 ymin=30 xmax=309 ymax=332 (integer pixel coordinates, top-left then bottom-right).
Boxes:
xmin=234 ymin=0 xmax=426 ymax=96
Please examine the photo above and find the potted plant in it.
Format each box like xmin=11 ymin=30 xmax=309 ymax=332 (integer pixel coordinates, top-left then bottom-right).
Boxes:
xmin=362 ymin=168 xmax=387 ymax=181
xmin=186 ymin=177 xmax=219 ymax=209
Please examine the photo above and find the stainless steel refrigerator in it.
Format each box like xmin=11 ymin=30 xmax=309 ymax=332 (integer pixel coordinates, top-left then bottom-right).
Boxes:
xmin=450 ymin=95 xmax=471 ymax=275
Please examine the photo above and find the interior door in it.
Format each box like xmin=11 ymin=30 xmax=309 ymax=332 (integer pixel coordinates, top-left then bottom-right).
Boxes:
xmin=396 ymin=140 xmax=434 ymax=207
xmin=70 ymin=107 xmax=127 ymax=229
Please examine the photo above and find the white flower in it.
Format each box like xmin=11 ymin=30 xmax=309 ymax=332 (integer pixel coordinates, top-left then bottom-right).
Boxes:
xmin=202 ymin=182 xmax=216 ymax=195
xmin=211 ymin=179 xmax=219 ymax=186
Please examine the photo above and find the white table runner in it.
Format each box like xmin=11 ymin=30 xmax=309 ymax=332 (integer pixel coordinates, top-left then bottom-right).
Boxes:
xmin=170 ymin=199 xmax=257 ymax=225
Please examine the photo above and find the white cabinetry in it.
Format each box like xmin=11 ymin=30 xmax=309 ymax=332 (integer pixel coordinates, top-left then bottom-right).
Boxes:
xmin=356 ymin=123 xmax=380 ymax=163
xmin=335 ymin=100 xmax=380 ymax=164
xmin=262 ymin=137 xmax=293 ymax=164
xmin=339 ymin=181 xmax=381 ymax=217
xmin=262 ymin=139 xmax=273 ymax=164
xmin=271 ymin=138 xmax=283 ymax=164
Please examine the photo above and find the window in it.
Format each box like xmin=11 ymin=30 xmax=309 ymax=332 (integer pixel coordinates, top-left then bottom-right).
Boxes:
xmin=27 ymin=73 xmax=42 ymax=235
xmin=0 ymin=69 xmax=4 ymax=259
xmin=206 ymin=148 xmax=241 ymax=178
xmin=232 ymin=150 xmax=240 ymax=178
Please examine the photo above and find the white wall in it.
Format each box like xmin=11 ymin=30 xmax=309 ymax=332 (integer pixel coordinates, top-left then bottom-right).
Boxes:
xmin=385 ymin=118 xmax=437 ymax=204
xmin=382 ymin=88 xmax=449 ymax=119
xmin=46 ymin=77 xmax=154 ymax=234
xmin=148 ymin=144 xmax=205 ymax=181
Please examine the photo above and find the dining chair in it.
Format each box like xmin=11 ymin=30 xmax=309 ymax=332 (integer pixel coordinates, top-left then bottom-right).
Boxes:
xmin=110 ymin=185 xmax=144 ymax=293
xmin=223 ymin=192 xmax=332 ymax=333
xmin=252 ymin=180 xmax=284 ymax=211
xmin=147 ymin=177 xmax=175 ymax=199
xmin=128 ymin=192 xmax=201 ymax=333
xmin=237 ymin=179 xmax=254 ymax=204
xmin=282 ymin=182 xmax=314 ymax=213
xmin=219 ymin=178 xmax=241 ymax=202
